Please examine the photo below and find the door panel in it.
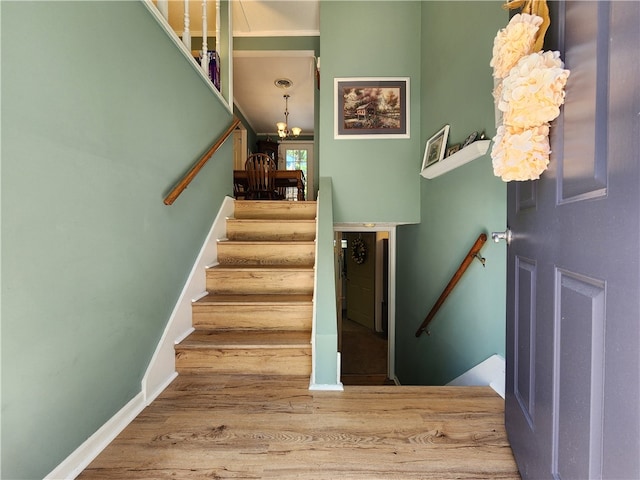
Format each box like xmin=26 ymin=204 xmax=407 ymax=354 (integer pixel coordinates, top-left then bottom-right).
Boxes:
xmin=514 ymin=256 xmax=536 ymax=430
xmin=558 ymin=1 xmax=609 ymax=203
xmin=553 ymin=269 xmax=606 ymax=479
xmin=345 ymin=233 xmax=376 ymax=330
xmin=506 ymin=2 xmax=640 ymax=479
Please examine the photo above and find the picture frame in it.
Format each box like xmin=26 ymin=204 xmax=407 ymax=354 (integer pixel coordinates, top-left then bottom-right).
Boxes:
xmin=421 ymin=125 xmax=450 ymax=170
xmin=446 ymin=143 xmax=461 ymax=157
xmin=334 ymin=77 xmax=410 ymax=139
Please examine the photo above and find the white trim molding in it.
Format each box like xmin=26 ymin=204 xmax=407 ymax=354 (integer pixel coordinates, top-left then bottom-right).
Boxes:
xmin=44 ymin=393 xmax=146 ymax=480
xmin=142 ymin=196 xmax=235 ymax=403
xmin=447 ymin=354 xmax=506 ymax=399
xmin=46 ymin=197 xmax=236 ymax=478
xmin=333 ymin=223 xmax=403 ymax=381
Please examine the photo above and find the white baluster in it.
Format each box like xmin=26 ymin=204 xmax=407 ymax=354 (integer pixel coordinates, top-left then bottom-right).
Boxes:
xmin=157 ymin=0 xmax=169 ymax=20
xmin=182 ymin=0 xmax=191 ymax=51
xmin=215 ymin=0 xmax=220 ymax=54
xmin=200 ymin=0 xmax=209 ymax=75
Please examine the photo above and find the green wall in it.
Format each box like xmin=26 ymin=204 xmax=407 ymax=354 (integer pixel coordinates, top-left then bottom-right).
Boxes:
xmin=314 ymin=177 xmax=339 ymax=385
xmin=234 ymin=36 xmax=319 ymax=52
xmin=319 ymin=1 xmax=421 ymax=224
xmin=1 ymin=2 xmax=233 ymax=478
xmin=395 ymin=1 xmax=508 ymax=385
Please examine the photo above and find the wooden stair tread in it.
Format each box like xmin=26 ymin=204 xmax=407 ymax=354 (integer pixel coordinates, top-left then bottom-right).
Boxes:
xmin=228 ymin=218 xmax=316 ymax=224
xmin=208 ymin=264 xmax=314 ymax=272
xmin=233 ymin=200 xmax=317 ymax=220
xmin=195 ymin=293 xmax=313 ymax=305
xmin=218 ymin=239 xmax=315 ymax=245
xmin=178 ymin=330 xmax=311 ymax=349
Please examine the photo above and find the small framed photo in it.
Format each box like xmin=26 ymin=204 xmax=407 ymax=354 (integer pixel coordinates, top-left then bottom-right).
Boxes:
xmin=446 ymin=143 xmax=461 ymax=157
xmin=421 ymin=125 xmax=450 ymax=170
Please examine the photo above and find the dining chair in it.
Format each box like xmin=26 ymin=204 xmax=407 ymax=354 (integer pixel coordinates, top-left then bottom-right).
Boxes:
xmin=244 ymin=153 xmax=283 ymax=200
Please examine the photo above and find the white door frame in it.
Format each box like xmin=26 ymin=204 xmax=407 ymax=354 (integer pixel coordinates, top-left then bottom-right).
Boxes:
xmin=279 ymin=140 xmax=315 ymax=200
xmin=334 ymin=223 xmax=399 ymax=382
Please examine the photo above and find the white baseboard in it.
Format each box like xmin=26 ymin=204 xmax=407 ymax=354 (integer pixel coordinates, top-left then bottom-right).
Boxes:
xmin=447 ymin=354 xmax=505 ymax=398
xmin=141 ymin=196 xmax=235 ymax=402
xmin=308 ymin=383 xmax=344 ymax=391
xmin=46 ymin=198 xmax=235 ymax=479
xmin=44 ymin=392 xmax=146 ymax=480
xmin=145 ymin=372 xmax=178 ymax=407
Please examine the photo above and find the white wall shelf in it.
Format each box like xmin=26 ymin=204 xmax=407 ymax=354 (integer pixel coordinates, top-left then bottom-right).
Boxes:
xmin=420 ymin=139 xmax=491 ymax=179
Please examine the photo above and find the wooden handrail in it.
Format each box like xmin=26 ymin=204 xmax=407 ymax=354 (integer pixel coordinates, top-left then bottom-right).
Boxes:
xmin=164 ymin=116 xmax=241 ymax=205
xmin=415 ymin=233 xmax=487 ymax=337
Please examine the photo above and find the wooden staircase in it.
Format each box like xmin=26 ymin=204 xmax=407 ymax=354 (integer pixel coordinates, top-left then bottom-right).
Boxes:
xmin=175 ymin=200 xmax=316 ymax=378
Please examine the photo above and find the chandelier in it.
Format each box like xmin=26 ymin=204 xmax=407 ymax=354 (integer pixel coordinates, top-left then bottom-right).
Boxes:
xmin=276 ymin=94 xmax=302 ymax=138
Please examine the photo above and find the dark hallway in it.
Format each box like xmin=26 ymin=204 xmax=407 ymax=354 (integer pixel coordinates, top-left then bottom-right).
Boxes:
xmin=340 ymin=317 xmax=391 ymax=385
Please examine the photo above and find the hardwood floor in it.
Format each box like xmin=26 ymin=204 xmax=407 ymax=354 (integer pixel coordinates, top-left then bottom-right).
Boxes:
xmin=78 ymin=202 xmax=519 ymax=478
xmin=78 ymin=374 xmax=520 ymax=479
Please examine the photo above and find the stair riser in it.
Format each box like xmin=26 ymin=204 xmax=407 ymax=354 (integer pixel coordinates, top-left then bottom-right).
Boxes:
xmin=175 ymin=348 xmax=312 ymax=376
xmin=218 ymin=244 xmax=315 ymax=266
xmin=192 ymin=305 xmax=312 ymax=331
xmin=226 ymin=220 xmax=316 ymax=242
xmin=206 ymin=270 xmax=314 ymax=295
xmin=234 ymin=201 xmax=316 ymax=220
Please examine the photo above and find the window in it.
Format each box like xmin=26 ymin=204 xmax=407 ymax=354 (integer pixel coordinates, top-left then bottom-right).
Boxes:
xmin=284 ymin=146 xmax=311 ymax=200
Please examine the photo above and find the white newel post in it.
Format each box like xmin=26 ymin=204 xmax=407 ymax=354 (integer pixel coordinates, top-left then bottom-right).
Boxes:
xmin=182 ymin=0 xmax=191 ymax=51
xmin=157 ymin=0 xmax=169 ymax=20
xmin=200 ymin=0 xmax=209 ymax=74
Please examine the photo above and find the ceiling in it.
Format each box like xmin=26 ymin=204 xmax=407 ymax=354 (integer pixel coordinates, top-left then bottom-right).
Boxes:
xmin=231 ymin=0 xmax=320 ymax=137
xmin=233 ymin=51 xmax=316 ymax=137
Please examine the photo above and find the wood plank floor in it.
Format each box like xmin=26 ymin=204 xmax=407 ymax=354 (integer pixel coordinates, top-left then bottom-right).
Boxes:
xmin=78 ymin=375 xmax=520 ymax=479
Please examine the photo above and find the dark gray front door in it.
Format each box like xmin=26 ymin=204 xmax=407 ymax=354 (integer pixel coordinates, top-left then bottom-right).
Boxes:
xmin=505 ymin=2 xmax=640 ymax=479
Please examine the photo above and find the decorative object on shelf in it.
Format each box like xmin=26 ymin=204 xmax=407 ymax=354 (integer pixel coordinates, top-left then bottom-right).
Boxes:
xmin=334 ymin=77 xmax=410 ymax=139
xmin=446 ymin=143 xmax=461 ymax=158
xmin=350 ymin=237 xmax=367 ymax=265
xmin=274 ymin=80 xmax=302 ymax=139
xmin=490 ymin=0 xmax=570 ymax=182
xmin=462 ymin=131 xmax=478 ymax=148
xmin=421 ymin=125 xmax=450 ymax=170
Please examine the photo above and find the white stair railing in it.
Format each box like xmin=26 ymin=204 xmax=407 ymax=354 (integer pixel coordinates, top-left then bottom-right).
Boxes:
xmin=200 ymin=1 xmax=209 ymax=73
xmin=144 ymin=0 xmax=230 ymax=110
xmin=151 ymin=0 xmax=209 ymax=75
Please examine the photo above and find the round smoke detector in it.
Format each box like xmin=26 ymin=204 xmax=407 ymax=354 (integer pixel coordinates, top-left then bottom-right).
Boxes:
xmin=274 ymin=78 xmax=293 ymax=89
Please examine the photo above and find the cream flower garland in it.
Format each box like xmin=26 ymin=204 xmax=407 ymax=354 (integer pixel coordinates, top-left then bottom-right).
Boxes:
xmin=492 ymin=125 xmax=550 ymax=181
xmin=490 ymin=3 xmax=570 ymax=182
xmin=490 ymin=13 xmax=542 ymax=79
xmin=499 ymin=51 xmax=570 ymax=129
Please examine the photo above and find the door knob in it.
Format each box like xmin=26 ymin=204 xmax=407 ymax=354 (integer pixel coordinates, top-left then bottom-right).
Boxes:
xmin=491 ymin=229 xmax=512 ymax=245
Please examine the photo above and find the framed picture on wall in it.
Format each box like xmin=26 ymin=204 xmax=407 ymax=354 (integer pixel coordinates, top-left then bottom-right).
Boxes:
xmin=334 ymin=77 xmax=410 ymax=139
xmin=421 ymin=125 xmax=450 ymax=171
